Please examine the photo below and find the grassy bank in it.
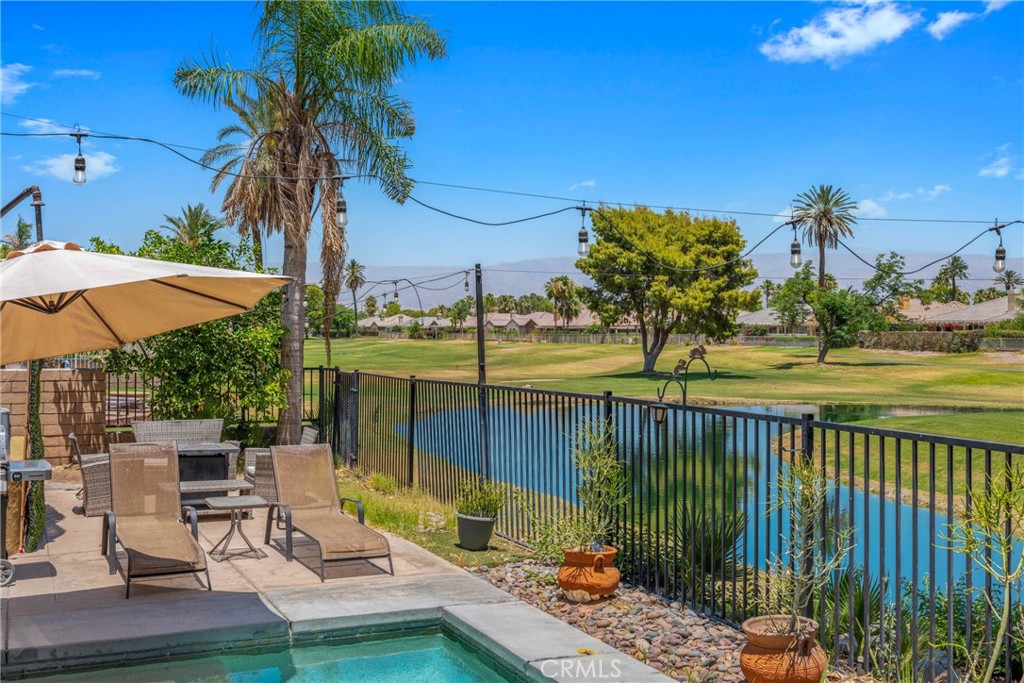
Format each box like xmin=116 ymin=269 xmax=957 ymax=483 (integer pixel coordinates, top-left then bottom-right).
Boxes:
xmin=335 ymin=467 xmax=531 ymax=568
xmin=305 ymin=338 xmax=1023 ymax=435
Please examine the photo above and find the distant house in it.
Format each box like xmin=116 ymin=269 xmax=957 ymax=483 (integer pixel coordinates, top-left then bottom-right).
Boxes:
xmin=893 ymin=296 xmax=968 ymax=323
xmin=735 ymin=308 xmax=814 ymax=335
xmin=923 ymin=294 xmax=1021 ymax=329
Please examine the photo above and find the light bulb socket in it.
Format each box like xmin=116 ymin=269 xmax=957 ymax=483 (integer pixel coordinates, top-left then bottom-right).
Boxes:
xmin=73 ymin=153 xmax=87 ymax=185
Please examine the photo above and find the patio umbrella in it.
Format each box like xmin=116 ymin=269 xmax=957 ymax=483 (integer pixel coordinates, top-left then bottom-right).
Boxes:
xmin=0 ymin=241 xmax=290 ymax=365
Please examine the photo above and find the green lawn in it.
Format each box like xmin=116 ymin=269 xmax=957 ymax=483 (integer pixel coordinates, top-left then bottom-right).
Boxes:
xmin=305 ymin=337 xmax=1024 ymax=411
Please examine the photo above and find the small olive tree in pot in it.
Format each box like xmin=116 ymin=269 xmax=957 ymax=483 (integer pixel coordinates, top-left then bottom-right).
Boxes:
xmin=455 ymin=478 xmax=506 ymax=551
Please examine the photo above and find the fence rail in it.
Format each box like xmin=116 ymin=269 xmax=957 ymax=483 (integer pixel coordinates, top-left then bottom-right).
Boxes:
xmin=338 ymin=369 xmax=1024 ymax=681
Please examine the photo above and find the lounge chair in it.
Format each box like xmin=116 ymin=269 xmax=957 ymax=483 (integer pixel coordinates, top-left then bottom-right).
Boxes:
xmin=265 ymin=444 xmax=392 ymax=581
xmin=102 ymin=442 xmax=210 ymax=598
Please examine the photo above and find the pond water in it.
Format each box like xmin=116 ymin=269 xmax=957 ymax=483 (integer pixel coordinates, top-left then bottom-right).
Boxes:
xmin=400 ymin=401 xmax=1021 ymax=595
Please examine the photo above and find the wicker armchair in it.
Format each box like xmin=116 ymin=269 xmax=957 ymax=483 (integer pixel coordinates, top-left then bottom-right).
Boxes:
xmin=132 ymin=419 xmax=224 ymax=444
xmin=243 ymin=448 xmax=278 ymax=502
xmin=79 ymin=453 xmax=111 ymax=517
xmin=300 ymin=427 xmax=318 ymax=445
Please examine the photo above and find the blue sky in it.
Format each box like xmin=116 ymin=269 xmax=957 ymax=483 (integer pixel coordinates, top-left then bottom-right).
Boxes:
xmin=1 ymin=1 xmax=1021 ymax=282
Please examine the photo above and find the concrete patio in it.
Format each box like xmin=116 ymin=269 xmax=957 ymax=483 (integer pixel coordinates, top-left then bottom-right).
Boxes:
xmin=1 ymin=485 xmax=673 ymax=682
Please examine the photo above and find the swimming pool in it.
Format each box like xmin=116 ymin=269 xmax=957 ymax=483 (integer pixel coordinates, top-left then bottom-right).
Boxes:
xmin=20 ymin=632 xmax=521 ymax=683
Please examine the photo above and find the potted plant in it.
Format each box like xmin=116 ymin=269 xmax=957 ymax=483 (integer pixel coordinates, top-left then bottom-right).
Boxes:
xmin=455 ymin=478 xmax=506 ymax=551
xmin=741 ymin=457 xmax=853 ymax=683
xmin=519 ymin=419 xmax=629 ymax=602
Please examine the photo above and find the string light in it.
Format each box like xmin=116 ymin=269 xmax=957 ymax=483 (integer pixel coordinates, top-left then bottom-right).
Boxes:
xmin=789 ymin=227 xmax=802 ymax=269
xmin=335 ymin=181 xmax=349 ymax=229
xmin=993 ymin=221 xmax=1006 ymax=273
xmin=576 ymin=205 xmax=591 ymax=257
xmin=71 ymin=131 xmax=87 ymax=185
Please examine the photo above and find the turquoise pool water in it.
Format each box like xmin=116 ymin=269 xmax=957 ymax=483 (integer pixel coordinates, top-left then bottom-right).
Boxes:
xmin=23 ymin=633 xmax=516 ymax=683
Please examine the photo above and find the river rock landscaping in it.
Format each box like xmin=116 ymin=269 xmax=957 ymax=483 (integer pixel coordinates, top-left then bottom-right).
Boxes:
xmin=471 ymin=560 xmax=746 ymax=681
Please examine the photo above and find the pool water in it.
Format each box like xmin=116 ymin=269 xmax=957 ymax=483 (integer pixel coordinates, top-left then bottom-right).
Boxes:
xmin=24 ymin=633 xmax=516 ymax=683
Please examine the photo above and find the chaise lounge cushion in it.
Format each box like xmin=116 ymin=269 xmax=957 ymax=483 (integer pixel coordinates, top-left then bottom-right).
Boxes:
xmin=116 ymin=517 xmax=206 ymax=575
xmin=291 ymin=508 xmax=390 ymax=561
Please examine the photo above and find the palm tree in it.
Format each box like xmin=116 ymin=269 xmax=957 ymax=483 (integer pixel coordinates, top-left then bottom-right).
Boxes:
xmin=160 ymin=203 xmax=223 ymax=249
xmin=1 ymin=215 xmax=33 ymax=258
xmin=761 ymin=280 xmax=776 ymax=308
xmin=343 ymin=259 xmax=366 ymax=343
xmin=496 ymin=294 xmax=517 ymax=313
xmin=994 ymin=269 xmax=1024 ymax=294
xmin=545 ymin=276 xmax=582 ymax=330
xmin=938 ymin=255 xmax=970 ymax=301
xmin=791 ymin=185 xmax=859 ymax=289
xmin=200 ymin=91 xmax=279 ymax=268
xmin=175 ymin=1 xmax=445 ymax=443
xmin=364 ymin=295 xmax=378 ymax=318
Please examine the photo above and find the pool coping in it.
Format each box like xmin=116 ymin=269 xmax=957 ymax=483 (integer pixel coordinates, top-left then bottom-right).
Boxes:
xmin=3 ymin=573 xmax=674 ymax=682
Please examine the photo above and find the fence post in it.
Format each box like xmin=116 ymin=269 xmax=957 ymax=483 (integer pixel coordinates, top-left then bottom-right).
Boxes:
xmin=407 ymin=375 xmax=417 ymax=487
xmin=800 ymin=412 xmax=815 ymax=620
xmin=317 ymin=366 xmax=325 ymax=438
xmin=349 ymin=370 xmax=360 ymax=467
xmin=332 ymin=367 xmax=342 ymax=457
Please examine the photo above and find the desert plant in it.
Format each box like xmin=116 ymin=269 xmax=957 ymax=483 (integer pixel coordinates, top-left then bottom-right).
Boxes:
xmin=761 ymin=457 xmax=855 ymax=636
xmin=944 ymin=464 xmax=1024 ymax=683
xmin=516 ymin=419 xmax=628 ymax=556
xmin=368 ymin=473 xmax=398 ymax=495
xmin=455 ymin=478 xmax=506 ymax=519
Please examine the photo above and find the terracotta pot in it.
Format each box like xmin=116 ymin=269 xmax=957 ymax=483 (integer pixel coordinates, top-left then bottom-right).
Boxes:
xmin=739 ymin=616 xmax=828 ymax=683
xmin=557 ymin=546 xmax=620 ymax=602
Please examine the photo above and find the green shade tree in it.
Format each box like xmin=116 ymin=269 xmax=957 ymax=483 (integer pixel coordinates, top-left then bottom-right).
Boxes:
xmin=578 ymin=206 xmax=758 ymax=372
xmin=496 ymin=294 xmax=517 ymax=313
xmin=304 ymin=284 xmax=325 ymax=338
xmin=175 ymin=0 xmax=445 ymax=443
xmin=861 ymin=252 xmax=924 ymax=320
xmin=383 ymin=300 xmax=402 ymax=318
xmin=449 ymin=298 xmax=470 ymax=331
xmin=103 ymin=225 xmax=287 ymax=421
xmin=973 ymin=287 xmax=1002 ymax=304
xmin=0 ymin=215 xmax=33 ymax=258
xmin=769 ymin=262 xmax=816 ymax=333
xmin=343 ymin=259 xmax=366 ymax=343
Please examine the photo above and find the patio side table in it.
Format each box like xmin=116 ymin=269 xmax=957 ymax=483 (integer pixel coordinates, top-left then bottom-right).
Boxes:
xmin=203 ymin=495 xmax=269 ymax=562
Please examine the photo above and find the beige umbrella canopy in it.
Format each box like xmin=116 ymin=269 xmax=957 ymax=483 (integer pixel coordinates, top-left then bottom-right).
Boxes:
xmin=0 ymin=241 xmax=289 ymax=365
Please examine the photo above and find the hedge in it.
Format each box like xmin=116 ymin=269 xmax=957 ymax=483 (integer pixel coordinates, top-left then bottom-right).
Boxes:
xmin=857 ymin=330 xmax=983 ymax=353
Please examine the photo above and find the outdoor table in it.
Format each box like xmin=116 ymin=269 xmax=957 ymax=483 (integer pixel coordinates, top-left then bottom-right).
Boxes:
xmin=176 ymin=442 xmax=240 ymax=481
xmin=203 ymin=495 xmax=268 ymax=562
xmin=180 ymin=479 xmax=253 ymax=510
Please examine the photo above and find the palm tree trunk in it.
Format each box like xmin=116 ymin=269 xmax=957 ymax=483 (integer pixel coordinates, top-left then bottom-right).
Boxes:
xmin=277 ymin=232 xmax=307 ymax=445
xmin=351 ymin=290 xmax=359 ymax=337
xmin=816 ymin=241 xmax=827 ymax=362
xmin=951 ymin=276 xmax=957 ymax=300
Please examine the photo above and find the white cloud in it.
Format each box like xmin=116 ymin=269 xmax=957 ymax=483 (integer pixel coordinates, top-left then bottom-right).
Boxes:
xmin=882 ymin=190 xmax=913 ymax=201
xmin=53 ymin=68 xmax=100 ymax=79
xmin=8 ymin=154 xmax=23 ymax=161
xmin=31 ymin=23 xmax=44 ymax=31
xmin=19 ymin=117 xmax=77 ymax=135
xmin=984 ymin=0 xmax=1013 ymax=13
xmin=979 ymin=144 xmax=1014 ymax=178
xmin=918 ymin=183 xmax=951 ymax=199
xmin=857 ymin=198 xmax=887 ymax=218
xmin=772 ymin=206 xmax=795 ymax=223
xmin=759 ymin=2 xmax=921 ymax=67
xmin=928 ymin=11 xmax=976 ymax=40
xmin=23 ymin=151 xmax=119 ymax=182
xmin=568 ymin=179 xmax=596 ymax=192
xmin=1 ymin=63 xmax=36 ymax=105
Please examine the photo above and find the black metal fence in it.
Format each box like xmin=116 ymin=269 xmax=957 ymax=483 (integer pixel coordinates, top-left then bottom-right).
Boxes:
xmin=337 ymin=369 xmax=1024 ymax=681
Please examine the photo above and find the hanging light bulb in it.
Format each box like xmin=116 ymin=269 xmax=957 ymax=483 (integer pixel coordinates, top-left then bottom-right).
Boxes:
xmin=335 ymin=182 xmax=349 ymax=229
xmin=576 ymin=206 xmax=591 ymax=257
xmin=994 ymin=241 xmax=1006 ymax=274
xmin=71 ymin=131 xmax=87 ymax=185
xmin=393 ymin=285 xmax=399 ymax=303
xmin=73 ymin=154 xmax=87 ymax=185
xmin=789 ymin=229 xmax=802 ymax=269
xmin=464 ymin=273 xmax=470 ymax=292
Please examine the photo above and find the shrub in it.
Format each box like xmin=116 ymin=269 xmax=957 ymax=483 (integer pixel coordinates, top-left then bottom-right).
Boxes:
xmin=455 ymin=478 xmax=506 ymax=518
xmin=368 ymin=473 xmax=399 ymax=494
xmin=985 ymin=311 xmax=1024 ymax=337
xmin=857 ymin=330 xmax=983 ymax=353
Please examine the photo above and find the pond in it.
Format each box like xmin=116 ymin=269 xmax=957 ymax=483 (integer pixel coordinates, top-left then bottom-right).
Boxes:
xmin=399 ymin=401 xmax=1021 ymax=595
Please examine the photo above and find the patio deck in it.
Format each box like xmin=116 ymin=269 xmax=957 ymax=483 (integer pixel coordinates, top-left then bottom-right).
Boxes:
xmin=1 ymin=484 xmax=672 ymax=682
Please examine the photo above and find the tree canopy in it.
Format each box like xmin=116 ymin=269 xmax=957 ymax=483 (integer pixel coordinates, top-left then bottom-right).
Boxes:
xmin=577 ymin=206 xmax=758 ymax=372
